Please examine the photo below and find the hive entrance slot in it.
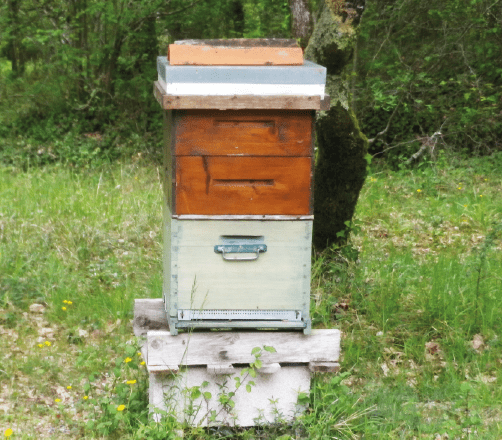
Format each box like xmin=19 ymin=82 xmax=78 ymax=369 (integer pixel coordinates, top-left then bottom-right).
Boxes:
xmin=214 ymin=120 xmax=275 ymax=129
xmin=213 ymin=179 xmax=274 ymax=187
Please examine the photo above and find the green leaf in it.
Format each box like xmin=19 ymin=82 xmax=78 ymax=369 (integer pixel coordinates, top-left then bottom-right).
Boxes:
xmin=263 ymin=345 xmax=276 ymax=353
xmin=251 ymin=347 xmax=261 ymax=356
xmin=203 ymin=392 xmax=212 ymax=400
xmin=246 ymin=384 xmax=252 ymax=393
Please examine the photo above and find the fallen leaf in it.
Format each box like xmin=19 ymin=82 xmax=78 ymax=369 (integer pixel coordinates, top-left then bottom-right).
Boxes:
xmin=29 ymin=303 xmax=45 ymax=314
xmin=471 ymin=334 xmax=484 ymax=352
xmin=381 ymin=363 xmax=389 ymax=377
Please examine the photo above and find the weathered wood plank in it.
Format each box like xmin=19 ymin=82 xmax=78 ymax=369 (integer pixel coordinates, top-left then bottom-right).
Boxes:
xmin=175 ymin=156 xmax=312 ymax=215
xmin=173 ymin=110 xmax=313 ymax=157
xmin=153 ymin=82 xmax=329 ymax=110
xmin=149 ymin=365 xmax=310 ymax=426
xmin=207 ymin=364 xmax=235 ymax=375
xmin=168 ymin=39 xmax=303 ymax=66
xmin=147 ymin=329 xmax=340 ymax=367
xmin=173 ymin=38 xmax=300 ymax=48
xmin=308 ymin=362 xmax=340 ymax=373
xmin=133 ymin=299 xmax=168 ymax=338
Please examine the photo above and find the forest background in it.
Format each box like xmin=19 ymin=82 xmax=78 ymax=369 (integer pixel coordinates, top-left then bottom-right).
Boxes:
xmin=1 ymin=0 xmax=501 ymax=167
xmin=1 ymin=0 xmax=502 ymax=439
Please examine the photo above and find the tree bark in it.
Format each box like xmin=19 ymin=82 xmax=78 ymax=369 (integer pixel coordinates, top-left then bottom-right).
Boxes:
xmin=305 ymin=0 xmax=368 ymax=251
xmin=289 ymin=0 xmax=313 ymax=48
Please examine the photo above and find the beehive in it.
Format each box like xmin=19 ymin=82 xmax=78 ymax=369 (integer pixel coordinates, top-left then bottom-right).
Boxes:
xmin=155 ymin=40 xmax=329 ymax=335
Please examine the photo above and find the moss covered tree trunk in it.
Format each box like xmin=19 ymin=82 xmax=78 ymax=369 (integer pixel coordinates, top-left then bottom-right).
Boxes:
xmin=305 ymin=0 xmax=368 ymax=251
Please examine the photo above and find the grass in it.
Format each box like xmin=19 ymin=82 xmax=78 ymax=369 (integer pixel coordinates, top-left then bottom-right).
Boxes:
xmin=0 ymin=151 xmax=501 ymax=438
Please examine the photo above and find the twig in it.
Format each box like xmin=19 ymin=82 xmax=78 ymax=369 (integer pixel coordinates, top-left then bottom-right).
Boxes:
xmin=367 ymin=96 xmax=404 ymax=145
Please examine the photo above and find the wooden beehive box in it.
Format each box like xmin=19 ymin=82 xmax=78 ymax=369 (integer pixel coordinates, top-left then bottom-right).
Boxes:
xmin=155 ymin=40 xmax=329 ymax=335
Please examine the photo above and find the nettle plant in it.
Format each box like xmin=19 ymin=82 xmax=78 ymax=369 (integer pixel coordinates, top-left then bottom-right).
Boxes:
xmin=154 ymin=345 xmax=278 ymax=427
xmin=78 ymin=344 xmax=283 ymax=438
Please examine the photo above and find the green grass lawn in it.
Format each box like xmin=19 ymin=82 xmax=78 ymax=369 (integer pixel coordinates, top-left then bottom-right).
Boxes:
xmin=0 ymin=152 xmax=501 ymax=439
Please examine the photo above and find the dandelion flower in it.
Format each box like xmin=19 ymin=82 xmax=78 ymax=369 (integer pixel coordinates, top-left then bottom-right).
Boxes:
xmin=117 ymin=405 xmax=126 ymax=412
xmin=37 ymin=344 xmax=44 ymax=348
xmin=480 ymin=195 xmax=483 ymax=197
xmin=67 ymin=301 xmax=72 ymax=305
xmin=83 ymin=396 xmax=89 ymax=400
xmin=4 ymin=428 xmax=13 ymax=437
xmin=63 ymin=300 xmax=68 ymax=304
xmin=126 ymin=380 xmax=137 ymax=385
xmin=137 ymin=352 xmax=142 ymax=356
xmin=55 ymin=398 xmax=61 ymax=403
xmin=67 ymin=386 xmax=72 ymax=390
xmin=124 ymin=357 xmax=132 ymax=363
xmin=140 ymin=361 xmax=146 ymax=366
xmin=417 ymin=189 xmax=422 ymax=193
xmin=62 ymin=306 xmax=67 ymax=311
xmin=44 ymin=341 xmax=51 ymax=347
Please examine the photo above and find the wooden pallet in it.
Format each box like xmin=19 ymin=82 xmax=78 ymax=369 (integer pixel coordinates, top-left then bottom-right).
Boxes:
xmin=134 ymin=299 xmax=340 ymax=426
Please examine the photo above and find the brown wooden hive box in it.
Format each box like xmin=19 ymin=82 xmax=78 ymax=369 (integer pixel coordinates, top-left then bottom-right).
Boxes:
xmin=164 ymin=109 xmax=315 ymax=216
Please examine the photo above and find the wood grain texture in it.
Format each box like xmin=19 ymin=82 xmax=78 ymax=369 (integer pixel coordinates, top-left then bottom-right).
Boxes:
xmin=171 ymin=219 xmax=312 ymax=312
xmin=133 ymin=299 xmax=168 ymax=337
xmin=173 ymin=39 xmax=300 ymax=48
xmin=154 ymin=82 xmax=329 ymax=110
xmin=147 ymin=329 xmax=340 ymax=367
xmin=173 ymin=110 xmax=313 ymax=156
xmin=175 ymin=156 xmax=312 ymax=215
xmin=149 ymin=366 xmax=310 ymax=426
xmin=168 ymin=43 xmax=303 ymax=66
xmin=308 ymin=362 xmax=340 ymax=373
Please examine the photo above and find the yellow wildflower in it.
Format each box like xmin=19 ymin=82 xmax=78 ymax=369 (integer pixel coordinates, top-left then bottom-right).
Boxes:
xmin=4 ymin=428 xmax=13 ymax=437
xmin=124 ymin=357 xmax=132 ymax=363
xmin=67 ymin=301 xmax=72 ymax=305
xmin=416 ymin=189 xmax=422 ymax=193
xmin=67 ymin=386 xmax=72 ymax=390
xmin=480 ymin=195 xmax=483 ymax=197
xmin=117 ymin=405 xmax=126 ymax=412
xmin=37 ymin=344 xmax=44 ymax=348
xmin=83 ymin=396 xmax=89 ymax=400
xmin=55 ymin=398 xmax=61 ymax=403
xmin=126 ymin=380 xmax=137 ymax=385
xmin=137 ymin=352 xmax=142 ymax=356
xmin=62 ymin=306 xmax=67 ymax=311
xmin=44 ymin=341 xmax=51 ymax=347
xmin=140 ymin=361 xmax=146 ymax=366
xmin=63 ymin=300 xmax=68 ymax=304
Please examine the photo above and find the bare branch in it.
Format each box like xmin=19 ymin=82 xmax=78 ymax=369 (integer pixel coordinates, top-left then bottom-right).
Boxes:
xmin=367 ymin=96 xmax=404 ymax=145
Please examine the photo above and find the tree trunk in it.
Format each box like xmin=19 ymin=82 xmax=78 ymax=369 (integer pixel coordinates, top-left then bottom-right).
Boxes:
xmin=289 ymin=0 xmax=313 ymax=49
xmin=304 ymin=0 xmax=368 ymax=251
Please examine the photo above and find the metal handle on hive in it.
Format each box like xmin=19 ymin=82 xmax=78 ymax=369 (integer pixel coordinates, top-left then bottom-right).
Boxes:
xmin=214 ymin=243 xmax=267 ymax=261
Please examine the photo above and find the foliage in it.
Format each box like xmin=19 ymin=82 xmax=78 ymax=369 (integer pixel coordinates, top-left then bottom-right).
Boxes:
xmin=0 ymin=0 xmax=292 ymax=163
xmin=355 ymin=0 xmax=502 ymax=163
